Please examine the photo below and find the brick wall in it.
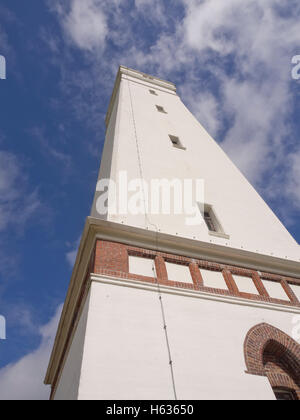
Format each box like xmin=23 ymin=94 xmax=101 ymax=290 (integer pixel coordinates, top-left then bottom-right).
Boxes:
xmin=93 ymin=240 xmax=300 ymax=308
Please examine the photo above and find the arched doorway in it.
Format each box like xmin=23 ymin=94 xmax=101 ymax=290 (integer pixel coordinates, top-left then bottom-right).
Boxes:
xmin=244 ymin=323 xmax=300 ymax=400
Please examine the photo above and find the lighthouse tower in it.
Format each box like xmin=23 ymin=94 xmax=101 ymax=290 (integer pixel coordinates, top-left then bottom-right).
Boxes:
xmin=45 ymin=66 xmax=300 ymax=400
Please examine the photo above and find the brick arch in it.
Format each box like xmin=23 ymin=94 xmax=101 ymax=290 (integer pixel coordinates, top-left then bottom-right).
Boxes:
xmin=244 ymin=323 xmax=300 ymax=399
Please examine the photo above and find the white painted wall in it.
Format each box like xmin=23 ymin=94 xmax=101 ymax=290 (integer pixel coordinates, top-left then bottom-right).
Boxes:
xmin=233 ymin=275 xmax=259 ymax=295
xmin=291 ymin=284 xmax=300 ymax=301
xmin=200 ymin=269 xmax=228 ymax=290
xmin=262 ymin=279 xmax=290 ymax=301
xmin=54 ymin=291 xmax=91 ymax=400
xmin=165 ymin=262 xmax=193 ymax=284
xmin=78 ymin=281 xmax=173 ymax=400
xmin=90 ymin=68 xmax=299 ymax=261
xmin=129 ymin=255 xmax=155 ymax=277
xmin=73 ymin=278 xmax=300 ymax=400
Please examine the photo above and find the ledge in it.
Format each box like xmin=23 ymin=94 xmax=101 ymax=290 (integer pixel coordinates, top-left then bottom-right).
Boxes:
xmin=209 ymin=231 xmax=230 ymax=240
xmin=90 ymin=274 xmax=300 ymax=315
xmin=87 ymin=218 xmax=300 ymax=278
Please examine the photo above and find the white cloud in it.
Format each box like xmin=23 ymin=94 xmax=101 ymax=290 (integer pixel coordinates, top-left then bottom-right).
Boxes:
xmin=134 ymin=0 xmax=169 ymax=27
xmin=181 ymin=88 xmax=221 ymax=137
xmin=0 ymin=305 xmax=62 ymax=400
xmin=48 ymin=0 xmax=300 ymax=217
xmin=178 ymin=1 xmax=299 ymax=186
xmin=53 ymin=0 xmax=108 ymax=52
xmin=125 ymin=0 xmax=300 ymax=193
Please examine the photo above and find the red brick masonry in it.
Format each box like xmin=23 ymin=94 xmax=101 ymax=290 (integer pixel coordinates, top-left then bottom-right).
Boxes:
xmin=244 ymin=323 xmax=300 ymax=399
xmin=50 ymin=239 xmax=300 ymax=399
xmin=94 ymin=240 xmax=300 ymax=308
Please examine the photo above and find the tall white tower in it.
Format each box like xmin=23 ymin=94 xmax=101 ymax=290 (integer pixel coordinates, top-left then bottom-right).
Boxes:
xmin=45 ymin=66 xmax=300 ymax=400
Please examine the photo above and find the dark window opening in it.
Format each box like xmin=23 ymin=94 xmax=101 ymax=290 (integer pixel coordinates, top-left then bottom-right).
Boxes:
xmin=273 ymin=387 xmax=298 ymax=401
xmin=168 ymin=135 xmax=185 ymax=150
xmin=156 ymin=105 xmax=167 ymax=113
xmin=204 ymin=211 xmax=217 ymax=232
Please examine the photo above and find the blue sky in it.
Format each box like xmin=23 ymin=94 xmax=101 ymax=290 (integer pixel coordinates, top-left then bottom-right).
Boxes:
xmin=0 ymin=0 xmax=299 ymax=399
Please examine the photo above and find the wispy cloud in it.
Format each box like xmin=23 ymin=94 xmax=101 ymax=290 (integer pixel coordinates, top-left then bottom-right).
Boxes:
xmin=176 ymin=0 xmax=300 ymax=211
xmin=30 ymin=126 xmax=72 ymax=169
xmin=45 ymin=0 xmax=300 ymax=227
xmin=0 ymin=149 xmax=43 ymax=281
xmin=66 ymin=236 xmax=81 ymax=268
xmin=134 ymin=0 xmax=172 ymax=27
xmin=52 ymin=0 xmax=108 ymax=52
xmin=0 ymin=151 xmax=41 ymax=233
xmin=0 ymin=305 xmax=62 ymax=400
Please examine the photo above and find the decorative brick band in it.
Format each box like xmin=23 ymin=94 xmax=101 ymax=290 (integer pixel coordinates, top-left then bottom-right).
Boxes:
xmin=93 ymin=240 xmax=300 ymax=308
xmin=244 ymin=323 xmax=300 ymax=399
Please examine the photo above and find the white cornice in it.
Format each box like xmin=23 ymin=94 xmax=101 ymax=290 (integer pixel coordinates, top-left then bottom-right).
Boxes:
xmin=91 ymin=274 xmax=300 ymax=315
xmin=45 ymin=216 xmax=300 ymax=386
xmin=88 ymin=218 xmax=300 ymax=279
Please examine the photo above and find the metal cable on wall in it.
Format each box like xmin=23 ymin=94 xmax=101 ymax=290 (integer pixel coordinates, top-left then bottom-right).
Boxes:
xmin=127 ymin=75 xmax=178 ymax=400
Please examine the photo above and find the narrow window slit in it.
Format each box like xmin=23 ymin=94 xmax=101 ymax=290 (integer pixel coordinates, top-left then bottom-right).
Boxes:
xmin=156 ymin=105 xmax=167 ymax=113
xmin=169 ymin=135 xmax=186 ymax=150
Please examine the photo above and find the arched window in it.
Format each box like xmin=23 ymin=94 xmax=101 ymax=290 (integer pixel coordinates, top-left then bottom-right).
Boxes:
xmin=272 ymin=387 xmax=298 ymax=401
xmin=244 ymin=323 xmax=300 ymax=400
